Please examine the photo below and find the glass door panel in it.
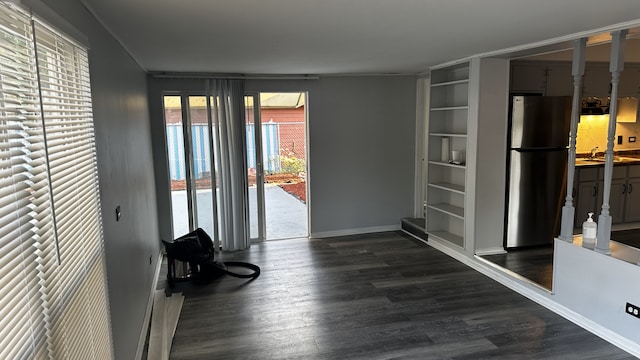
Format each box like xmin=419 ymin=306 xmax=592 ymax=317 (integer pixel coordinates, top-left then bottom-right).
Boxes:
xmin=245 ymin=95 xmax=264 ymax=241
xmin=163 ymin=94 xmax=220 ymax=241
xmin=260 ymin=92 xmax=308 ymax=240
xmin=245 ymin=92 xmax=308 ymax=240
xmin=188 ymin=96 xmax=215 ymax=237
xmin=163 ymin=95 xmax=190 ymax=237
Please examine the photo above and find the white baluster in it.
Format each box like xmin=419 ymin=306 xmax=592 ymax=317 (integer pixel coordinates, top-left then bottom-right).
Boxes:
xmin=559 ymin=38 xmax=587 ymax=242
xmin=596 ymin=30 xmax=628 ymax=255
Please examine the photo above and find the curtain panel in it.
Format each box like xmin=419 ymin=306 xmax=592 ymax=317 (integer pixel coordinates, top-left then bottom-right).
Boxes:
xmin=208 ymin=79 xmax=250 ymax=251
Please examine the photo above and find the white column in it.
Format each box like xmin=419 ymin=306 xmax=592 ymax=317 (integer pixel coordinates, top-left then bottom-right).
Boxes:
xmin=559 ymin=38 xmax=587 ymax=242
xmin=596 ymin=30 xmax=628 ymax=254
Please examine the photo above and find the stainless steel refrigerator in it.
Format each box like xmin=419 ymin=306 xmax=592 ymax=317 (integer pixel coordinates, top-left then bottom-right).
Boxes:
xmin=505 ymin=96 xmax=572 ymax=248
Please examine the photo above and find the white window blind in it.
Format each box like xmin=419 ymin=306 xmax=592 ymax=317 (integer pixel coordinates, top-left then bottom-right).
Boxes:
xmin=0 ymin=4 xmax=51 ymax=359
xmin=0 ymin=1 xmax=113 ymax=359
xmin=34 ymin=18 xmax=112 ymax=360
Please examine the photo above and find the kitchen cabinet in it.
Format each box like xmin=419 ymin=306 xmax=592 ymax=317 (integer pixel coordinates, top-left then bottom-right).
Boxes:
xmin=510 ymin=62 xmax=572 ymax=96
xmin=597 ymin=178 xmax=626 ymax=224
xmin=575 ymin=167 xmax=599 ymax=225
xmin=593 ymin=166 xmax=626 ymax=224
xmin=580 ymin=64 xmax=640 ymax=97
xmin=545 ymin=64 xmax=573 ymax=96
xmin=619 ymin=68 xmax=640 ymax=97
xmin=426 ymin=62 xmax=470 ymax=248
xmin=624 ymin=165 xmax=640 ymax=222
xmin=612 ymin=164 xmax=640 ymax=223
xmin=583 ymin=65 xmax=612 ymax=97
xmin=511 ymin=60 xmax=640 ymax=98
xmin=510 ymin=63 xmax=546 ymax=94
xmin=575 ymin=164 xmax=640 ymax=227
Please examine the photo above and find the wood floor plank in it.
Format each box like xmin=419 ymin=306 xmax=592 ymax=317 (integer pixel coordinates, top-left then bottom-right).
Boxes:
xmin=168 ymin=231 xmax=634 ymax=359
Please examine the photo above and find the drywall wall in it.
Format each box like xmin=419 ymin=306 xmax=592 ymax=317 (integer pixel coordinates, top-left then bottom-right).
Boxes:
xmin=40 ymin=1 xmax=161 ymax=359
xmin=553 ymin=240 xmax=640 ymax=354
xmin=148 ymin=76 xmax=417 ymax=240
xmin=473 ymin=58 xmax=510 ymax=254
xmin=247 ymin=77 xmax=417 ymax=235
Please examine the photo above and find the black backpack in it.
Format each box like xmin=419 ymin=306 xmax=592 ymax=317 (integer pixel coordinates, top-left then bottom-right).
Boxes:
xmin=162 ymin=228 xmax=260 ymax=288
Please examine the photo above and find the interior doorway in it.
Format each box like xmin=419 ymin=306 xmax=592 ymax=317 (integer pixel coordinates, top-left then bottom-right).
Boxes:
xmin=245 ymin=92 xmax=309 ymax=241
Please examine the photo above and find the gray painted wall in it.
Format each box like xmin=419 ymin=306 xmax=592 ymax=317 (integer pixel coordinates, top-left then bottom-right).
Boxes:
xmin=148 ymin=76 xmax=417 ymax=241
xmin=474 ymin=58 xmax=510 ymax=254
xmin=41 ymin=1 xmax=160 ymax=359
xmin=554 ymin=240 xmax=640 ymax=354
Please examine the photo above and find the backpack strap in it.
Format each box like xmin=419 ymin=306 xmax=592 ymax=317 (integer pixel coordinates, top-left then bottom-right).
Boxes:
xmin=220 ymin=261 xmax=261 ymax=279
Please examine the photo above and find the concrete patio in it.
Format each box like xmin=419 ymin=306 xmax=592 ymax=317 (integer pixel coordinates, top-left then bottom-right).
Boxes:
xmin=171 ymin=184 xmax=308 ymax=241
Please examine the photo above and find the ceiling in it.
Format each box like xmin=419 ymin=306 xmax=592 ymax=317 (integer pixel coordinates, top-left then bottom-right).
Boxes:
xmin=79 ymin=0 xmax=640 ymax=75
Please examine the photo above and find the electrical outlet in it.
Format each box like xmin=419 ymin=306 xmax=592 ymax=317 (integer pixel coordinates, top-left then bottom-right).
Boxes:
xmin=625 ymin=302 xmax=640 ymax=319
xmin=629 ymin=136 xmax=637 ymax=143
xmin=618 ymin=135 xmax=623 ymax=144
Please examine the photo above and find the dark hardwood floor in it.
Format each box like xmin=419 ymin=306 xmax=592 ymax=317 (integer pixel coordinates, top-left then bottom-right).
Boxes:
xmin=167 ymin=231 xmax=635 ymax=360
xmin=612 ymin=229 xmax=640 ymax=248
xmin=480 ymin=246 xmax=554 ymax=290
xmin=477 ymin=229 xmax=640 ymax=291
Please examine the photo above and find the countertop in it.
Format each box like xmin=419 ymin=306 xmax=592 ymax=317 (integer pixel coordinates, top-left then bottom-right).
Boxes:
xmin=575 ymin=155 xmax=640 ymax=167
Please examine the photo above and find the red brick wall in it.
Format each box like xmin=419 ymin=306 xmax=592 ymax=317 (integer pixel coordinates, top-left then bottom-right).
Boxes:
xmin=164 ymin=106 xmax=306 ymax=159
xmin=261 ymin=108 xmax=306 ymax=158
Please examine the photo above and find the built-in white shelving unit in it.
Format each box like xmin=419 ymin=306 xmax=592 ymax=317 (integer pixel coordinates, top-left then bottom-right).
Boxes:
xmin=426 ymin=62 xmax=470 ymax=248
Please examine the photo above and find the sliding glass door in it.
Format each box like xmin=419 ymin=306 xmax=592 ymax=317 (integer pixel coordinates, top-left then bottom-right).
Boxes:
xmin=163 ymin=91 xmax=308 ymax=244
xmin=245 ymin=92 xmax=309 ymax=241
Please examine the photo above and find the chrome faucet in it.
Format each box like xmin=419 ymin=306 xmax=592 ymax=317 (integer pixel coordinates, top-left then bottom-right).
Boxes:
xmin=591 ymin=146 xmax=599 ymax=158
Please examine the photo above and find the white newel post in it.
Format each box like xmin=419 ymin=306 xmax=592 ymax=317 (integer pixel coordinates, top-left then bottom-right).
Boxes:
xmin=596 ymin=30 xmax=628 ymax=255
xmin=559 ymin=38 xmax=587 ymax=242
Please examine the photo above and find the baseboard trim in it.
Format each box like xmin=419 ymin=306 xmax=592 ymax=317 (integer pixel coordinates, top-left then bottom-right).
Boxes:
xmin=474 ymin=247 xmax=507 ymax=256
xmin=135 ymin=252 xmax=164 ymax=360
xmin=425 ymin=240 xmax=640 ymax=358
xmin=310 ymin=224 xmax=400 ymax=239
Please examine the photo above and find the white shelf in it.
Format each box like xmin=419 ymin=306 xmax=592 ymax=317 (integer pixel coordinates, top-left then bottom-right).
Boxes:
xmin=431 ymin=105 xmax=469 ymax=111
xmin=428 ymin=160 xmax=466 ymax=169
xmin=428 ymin=203 xmax=464 ymax=219
xmin=427 ymin=231 xmax=464 ymax=247
xmin=430 ymin=132 xmax=467 ymax=138
xmin=430 ymin=79 xmax=469 ymax=88
xmin=428 ymin=182 xmax=465 ymax=194
xmin=426 ymin=61 xmax=471 ymax=249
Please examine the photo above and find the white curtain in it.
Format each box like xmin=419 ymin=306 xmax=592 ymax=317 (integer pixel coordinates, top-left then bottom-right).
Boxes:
xmin=208 ymin=79 xmax=250 ymax=251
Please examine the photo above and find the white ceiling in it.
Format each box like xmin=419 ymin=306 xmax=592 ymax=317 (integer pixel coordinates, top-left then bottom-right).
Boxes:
xmin=80 ymin=0 xmax=640 ymax=75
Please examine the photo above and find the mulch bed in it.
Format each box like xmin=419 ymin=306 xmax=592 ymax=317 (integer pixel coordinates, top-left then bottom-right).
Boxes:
xmin=279 ymin=181 xmax=306 ymax=203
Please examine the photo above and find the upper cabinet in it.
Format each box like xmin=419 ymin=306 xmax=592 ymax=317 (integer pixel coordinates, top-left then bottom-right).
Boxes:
xmin=512 ymin=60 xmax=640 ymax=98
xmin=510 ymin=61 xmax=572 ymax=96
xmin=583 ymin=64 xmax=612 ymax=97
xmin=584 ymin=64 xmax=640 ymax=97
xmin=510 ymin=63 xmax=547 ymax=94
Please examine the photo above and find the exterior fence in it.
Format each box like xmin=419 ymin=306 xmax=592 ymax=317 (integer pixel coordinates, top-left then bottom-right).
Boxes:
xmin=166 ymin=123 xmax=289 ymax=181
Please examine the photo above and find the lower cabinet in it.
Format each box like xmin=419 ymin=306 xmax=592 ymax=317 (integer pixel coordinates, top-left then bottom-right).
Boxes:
xmin=575 ymin=164 xmax=640 ymax=226
xmin=624 ymin=169 xmax=640 ymax=222
xmin=597 ymin=178 xmax=626 ymax=224
xmin=575 ymin=167 xmax=599 ymax=225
